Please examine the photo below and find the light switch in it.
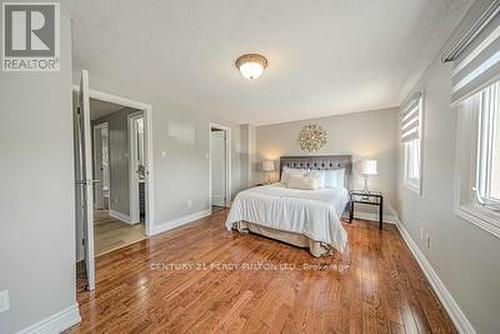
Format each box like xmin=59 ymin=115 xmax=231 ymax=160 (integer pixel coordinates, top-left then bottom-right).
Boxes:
xmin=0 ymin=290 xmax=10 ymax=313
xmin=161 ymin=151 xmax=166 ymax=157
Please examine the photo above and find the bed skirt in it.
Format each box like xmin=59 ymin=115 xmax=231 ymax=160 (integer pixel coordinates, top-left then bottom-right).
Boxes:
xmin=234 ymin=221 xmax=334 ymax=257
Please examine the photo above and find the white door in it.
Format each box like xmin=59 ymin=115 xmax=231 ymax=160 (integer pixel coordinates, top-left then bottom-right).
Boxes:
xmin=75 ymin=69 xmax=95 ymax=291
xmin=211 ymin=130 xmax=226 ymax=207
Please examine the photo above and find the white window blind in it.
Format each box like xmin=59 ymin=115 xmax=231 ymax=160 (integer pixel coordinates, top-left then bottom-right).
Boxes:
xmin=400 ymin=92 xmax=423 ymax=143
xmin=451 ymin=7 xmax=500 ymax=105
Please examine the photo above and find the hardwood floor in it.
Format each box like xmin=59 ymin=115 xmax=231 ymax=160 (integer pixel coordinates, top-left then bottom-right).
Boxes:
xmin=94 ymin=210 xmax=145 ymax=256
xmin=71 ymin=209 xmax=456 ymax=333
xmin=211 ymin=205 xmax=225 ymax=214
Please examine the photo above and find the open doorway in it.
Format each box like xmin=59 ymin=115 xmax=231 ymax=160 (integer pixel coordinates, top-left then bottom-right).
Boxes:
xmin=209 ymin=123 xmax=231 ymax=214
xmin=74 ymin=72 xmax=154 ymax=291
xmin=89 ymin=99 xmax=146 ymax=256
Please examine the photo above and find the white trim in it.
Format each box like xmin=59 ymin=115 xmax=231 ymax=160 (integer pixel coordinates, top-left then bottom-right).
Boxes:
xmin=403 ymin=178 xmax=421 ymax=194
xmin=17 ymin=303 xmax=81 ymax=334
xmin=348 ymin=211 xmax=398 ymax=224
xmin=395 ymin=220 xmax=476 ymax=334
xmin=209 ymin=123 xmax=232 ymax=208
xmin=109 ymin=209 xmax=132 ymax=224
xmin=453 ymin=85 xmax=500 ymax=239
xmin=455 ymin=205 xmax=500 ymax=239
xmin=72 ymin=84 xmax=155 ymax=237
xmin=128 ymin=112 xmax=145 ymax=225
xmin=150 ymin=209 xmax=211 ymax=236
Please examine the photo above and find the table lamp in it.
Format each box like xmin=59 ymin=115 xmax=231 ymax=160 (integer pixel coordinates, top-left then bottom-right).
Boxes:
xmin=360 ymin=159 xmax=378 ymax=193
xmin=262 ymin=160 xmax=275 ymax=184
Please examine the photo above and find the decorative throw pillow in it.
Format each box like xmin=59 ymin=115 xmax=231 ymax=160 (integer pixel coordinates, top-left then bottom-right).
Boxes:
xmin=286 ymin=173 xmax=323 ymax=190
xmin=281 ymin=167 xmax=306 ymax=185
xmin=305 ymin=170 xmax=326 ymax=188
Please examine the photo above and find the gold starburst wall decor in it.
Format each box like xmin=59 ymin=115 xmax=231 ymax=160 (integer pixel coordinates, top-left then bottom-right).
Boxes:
xmin=297 ymin=124 xmax=328 ymax=153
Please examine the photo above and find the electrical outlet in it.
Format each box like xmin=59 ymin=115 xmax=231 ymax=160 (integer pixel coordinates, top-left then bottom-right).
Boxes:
xmin=426 ymin=234 xmax=431 ymax=250
xmin=420 ymin=227 xmax=424 ymax=240
xmin=187 ymin=200 xmax=193 ymax=208
xmin=0 ymin=290 xmax=10 ymax=313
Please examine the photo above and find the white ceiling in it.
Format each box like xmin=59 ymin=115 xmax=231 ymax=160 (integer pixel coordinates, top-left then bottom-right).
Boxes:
xmin=90 ymin=98 xmax=124 ymax=120
xmin=64 ymin=0 xmax=472 ymax=125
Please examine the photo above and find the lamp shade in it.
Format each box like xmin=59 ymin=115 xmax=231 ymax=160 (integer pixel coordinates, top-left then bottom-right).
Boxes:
xmin=262 ymin=160 xmax=275 ymax=172
xmin=359 ymin=160 xmax=378 ymax=175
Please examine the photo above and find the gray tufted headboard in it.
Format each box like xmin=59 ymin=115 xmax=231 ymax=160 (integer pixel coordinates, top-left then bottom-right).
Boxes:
xmin=279 ymin=155 xmax=352 ymax=188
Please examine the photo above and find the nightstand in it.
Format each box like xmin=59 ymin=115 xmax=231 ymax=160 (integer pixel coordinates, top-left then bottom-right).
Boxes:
xmin=349 ymin=190 xmax=384 ymax=229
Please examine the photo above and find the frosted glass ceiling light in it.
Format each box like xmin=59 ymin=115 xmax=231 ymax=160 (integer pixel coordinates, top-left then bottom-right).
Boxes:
xmin=236 ymin=54 xmax=268 ymax=80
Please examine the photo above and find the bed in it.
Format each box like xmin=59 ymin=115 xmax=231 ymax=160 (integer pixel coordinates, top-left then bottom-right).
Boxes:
xmin=225 ymin=155 xmax=351 ymax=257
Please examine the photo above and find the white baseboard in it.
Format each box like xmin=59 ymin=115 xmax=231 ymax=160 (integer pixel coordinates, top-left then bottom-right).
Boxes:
xmin=350 ymin=211 xmax=398 ymax=224
xmin=395 ymin=220 xmax=476 ymax=334
xmin=109 ymin=209 xmax=132 ymax=224
xmin=18 ymin=303 xmax=81 ymax=334
xmin=150 ymin=209 xmax=211 ymax=236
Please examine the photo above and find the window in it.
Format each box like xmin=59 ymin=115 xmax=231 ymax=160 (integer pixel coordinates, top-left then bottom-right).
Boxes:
xmin=404 ymin=139 xmax=421 ymax=191
xmin=475 ymin=81 xmax=500 ymax=210
xmin=449 ymin=3 xmax=500 ymax=238
xmin=401 ymin=92 xmax=423 ymax=194
xmin=455 ymin=79 xmax=500 ymax=238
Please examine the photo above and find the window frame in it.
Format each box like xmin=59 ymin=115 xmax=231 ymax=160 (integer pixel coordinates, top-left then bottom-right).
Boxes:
xmin=454 ymin=79 xmax=500 ymax=239
xmin=403 ymin=139 xmax=422 ymax=193
xmin=475 ymin=81 xmax=500 ymax=209
xmin=402 ymin=96 xmax=424 ymax=195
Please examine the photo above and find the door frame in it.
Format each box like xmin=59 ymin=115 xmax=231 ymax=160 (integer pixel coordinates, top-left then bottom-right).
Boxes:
xmin=92 ymin=122 xmax=109 ymax=210
xmin=73 ymin=85 xmax=155 ymax=237
xmin=128 ymin=111 xmax=145 ymax=224
xmin=209 ymin=122 xmax=231 ymax=211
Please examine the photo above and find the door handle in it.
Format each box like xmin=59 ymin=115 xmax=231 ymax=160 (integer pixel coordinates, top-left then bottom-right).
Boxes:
xmin=76 ymin=179 xmax=95 ymax=186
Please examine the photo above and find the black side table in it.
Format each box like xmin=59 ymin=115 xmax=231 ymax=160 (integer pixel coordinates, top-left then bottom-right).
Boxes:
xmin=349 ymin=190 xmax=384 ymax=229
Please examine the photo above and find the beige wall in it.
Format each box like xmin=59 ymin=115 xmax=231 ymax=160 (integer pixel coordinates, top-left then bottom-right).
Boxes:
xmin=397 ymin=52 xmax=500 ymax=333
xmin=240 ymin=124 xmax=258 ymax=188
xmin=256 ymin=108 xmax=399 ymax=218
xmin=0 ymin=16 xmax=78 ymax=333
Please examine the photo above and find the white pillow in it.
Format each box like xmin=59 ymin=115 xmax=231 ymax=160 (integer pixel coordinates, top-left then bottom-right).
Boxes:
xmin=306 ymin=170 xmax=326 ymax=188
xmin=286 ymin=173 xmax=323 ymax=190
xmin=281 ymin=167 xmax=306 ymax=184
xmin=323 ymin=169 xmax=346 ymax=188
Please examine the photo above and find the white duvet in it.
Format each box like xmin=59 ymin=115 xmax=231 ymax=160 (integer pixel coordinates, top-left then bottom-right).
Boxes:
xmin=225 ymin=183 xmax=349 ymax=253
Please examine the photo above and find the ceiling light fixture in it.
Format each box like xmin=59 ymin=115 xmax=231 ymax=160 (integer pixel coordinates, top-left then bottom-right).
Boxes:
xmin=236 ymin=53 xmax=268 ymax=80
